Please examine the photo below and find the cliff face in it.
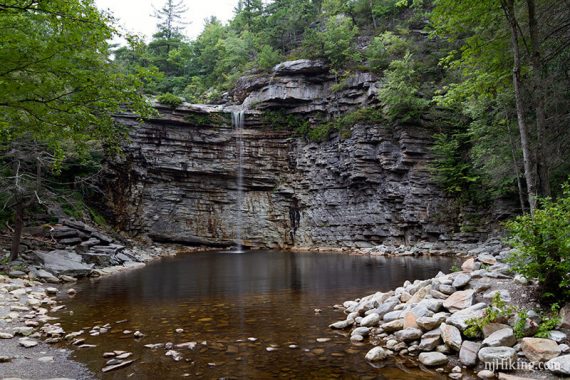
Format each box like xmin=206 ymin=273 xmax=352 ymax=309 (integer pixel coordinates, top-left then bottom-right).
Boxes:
xmin=106 ymin=60 xmax=502 ymax=249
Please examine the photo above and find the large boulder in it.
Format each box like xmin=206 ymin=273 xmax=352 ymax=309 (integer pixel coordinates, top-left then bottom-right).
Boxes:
xmin=460 ymin=340 xmax=481 ymax=367
xmin=418 ymin=352 xmax=448 ymax=366
xmin=482 ymin=328 xmax=516 ymax=348
xmin=520 ymin=338 xmax=561 ymax=362
xmin=478 ymin=347 xmax=517 ymax=370
xmin=559 ymin=304 xmax=570 ymax=329
xmin=360 ymin=313 xmax=380 ymax=327
xmin=446 ymin=303 xmax=487 ymax=331
xmin=452 ymin=273 xmax=471 ymax=289
xmin=35 ymin=250 xmax=93 ymax=277
xmin=273 ymin=59 xmax=329 ymax=75
xmin=394 ymin=328 xmax=423 ymax=342
xmin=417 ymin=315 xmax=445 ymax=331
xmin=419 ymin=335 xmax=441 ymax=351
xmin=483 ymin=323 xmax=511 ymax=338
xmin=365 ymin=346 xmax=389 ymax=361
xmin=547 ymin=354 xmax=570 ymax=375
xmin=443 ymin=290 xmax=475 ymax=312
xmin=441 ymin=323 xmax=462 ymax=351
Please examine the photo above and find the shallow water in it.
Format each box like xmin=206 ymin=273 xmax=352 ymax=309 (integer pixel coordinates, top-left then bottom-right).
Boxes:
xmin=55 ymin=250 xmax=456 ymax=379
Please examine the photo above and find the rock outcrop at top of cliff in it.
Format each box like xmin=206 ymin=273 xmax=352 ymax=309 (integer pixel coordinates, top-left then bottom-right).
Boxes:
xmin=232 ymin=59 xmax=379 ymax=116
xmin=104 ymin=60 xmax=512 ymax=250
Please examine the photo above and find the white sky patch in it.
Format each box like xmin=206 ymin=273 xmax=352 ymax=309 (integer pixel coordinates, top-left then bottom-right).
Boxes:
xmin=95 ymin=0 xmax=238 ymax=42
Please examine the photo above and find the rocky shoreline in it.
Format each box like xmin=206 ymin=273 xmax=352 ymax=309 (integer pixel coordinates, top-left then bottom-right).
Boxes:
xmin=330 ymin=247 xmax=570 ymax=379
xmin=0 ymin=219 xmax=183 ymax=379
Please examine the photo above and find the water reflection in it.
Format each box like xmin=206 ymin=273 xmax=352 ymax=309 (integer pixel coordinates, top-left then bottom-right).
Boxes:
xmin=56 ymin=251 xmax=455 ymax=379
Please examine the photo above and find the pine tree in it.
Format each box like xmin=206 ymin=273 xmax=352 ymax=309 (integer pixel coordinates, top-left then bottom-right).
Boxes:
xmin=152 ymin=0 xmax=189 ymax=39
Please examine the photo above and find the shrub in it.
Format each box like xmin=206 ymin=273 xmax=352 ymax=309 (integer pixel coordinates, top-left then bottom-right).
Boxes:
xmin=257 ymin=45 xmax=282 ymax=71
xmin=506 ymin=181 xmax=570 ymax=303
xmin=297 ymin=107 xmax=384 ymax=142
xmin=378 ymin=53 xmax=429 ymax=121
xmin=156 ymin=92 xmax=183 ymax=108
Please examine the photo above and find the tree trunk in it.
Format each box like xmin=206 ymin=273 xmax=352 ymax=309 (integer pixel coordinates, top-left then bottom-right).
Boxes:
xmin=526 ymin=0 xmax=551 ymax=197
xmin=369 ymin=0 xmax=378 ymax=29
xmin=10 ymin=199 xmax=24 ymax=261
xmin=507 ymin=117 xmax=527 ymax=213
xmin=502 ymin=0 xmax=539 ymax=214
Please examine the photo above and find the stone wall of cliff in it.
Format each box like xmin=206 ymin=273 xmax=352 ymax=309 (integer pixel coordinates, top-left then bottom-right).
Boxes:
xmin=104 ymin=60 xmax=512 ymax=249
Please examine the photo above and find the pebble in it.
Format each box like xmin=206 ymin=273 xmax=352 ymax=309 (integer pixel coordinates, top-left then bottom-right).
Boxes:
xmin=316 ymin=338 xmax=331 ymax=343
xmin=18 ymin=338 xmax=38 ymax=348
xmin=102 ymin=360 xmax=134 ymax=373
xmin=45 ymin=287 xmax=58 ymax=295
xmin=133 ymin=330 xmax=144 ymax=338
xmin=67 ymin=288 xmax=76 ymax=295
xmin=175 ymin=328 xmax=184 ymax=333
xmin=37 ymin=356 xmax=54 ymax=363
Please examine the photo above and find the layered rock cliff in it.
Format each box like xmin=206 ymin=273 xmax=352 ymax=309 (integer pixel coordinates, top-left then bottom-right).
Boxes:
xmin=105 ymin=60 xmax=509 ymax=250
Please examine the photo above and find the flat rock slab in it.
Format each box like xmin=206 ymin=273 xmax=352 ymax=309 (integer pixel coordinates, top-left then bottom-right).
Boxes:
xmin=483 ymin=328 xmax=516 ymax=348
xmin=441 ymin=323 xmax=462 ymax=351
xmin=478 ymin=346 xmax=517 ymax=370
xmin=443 ymin=290 xmax=475 ymax=313
xmin=35 ymin=250 xmax=93 ymax=277
xmin=419 ymin=352 xmax=448 ymax=366
xmin=102 ymin=359 xmax=134 ymax=373
xmin=521 ymin=337 xmax=561 ymax=362
xmin=547 ymin=354 xmax=570 ymax=375
xmin=460 ymin=340 xmax=481 ymax=367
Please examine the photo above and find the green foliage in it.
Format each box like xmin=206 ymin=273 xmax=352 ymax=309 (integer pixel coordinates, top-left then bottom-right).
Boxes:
xmin=184 ymin=112 xmax=231 ymax=127
xmin=464 ymin=292 xmax=516 ymax=338
xmin=535 ymin=304 xmax=562 ymax=338
xmin=257 ymin=45 xmax=282 ymax=71
xmin=513 ymin=310 xmax=529 ymax=339
xmin=262 ymin=111 xmax=309 ymax=131
xmin=302 ymin=15 xmax=360 ymax=69
xmin=0 ymin=0 xmax=152 ymax=159
xmin=156 ymin=93 xmax=183 ymax=108
xmin=449 ymin=264 xmax=461 ymax=272
xmin=298 ymin=108 xmax=384 ymax=142
xmin=431 ymin=131 xmax=482 ymax=200
xmin=378 ymin=53 xmax=429 ymax=121
xmin=506 ymin=182 xmax=570 ymax=302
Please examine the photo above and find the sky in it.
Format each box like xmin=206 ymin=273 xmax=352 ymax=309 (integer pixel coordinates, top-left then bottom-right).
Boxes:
xmin=95 ymin=0 xmax=238 ymax=41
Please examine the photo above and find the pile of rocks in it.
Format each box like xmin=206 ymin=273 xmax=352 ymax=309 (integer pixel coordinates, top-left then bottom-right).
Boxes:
xmin=330 ymin=254 xmax=570 ymax=379
xmin=5 ymin=219 xmax=173 ymax=283
xmin=0 ymin=275 xmax=68 ymax=354
xmin=357 ymin=238 xmax=507 ymax=258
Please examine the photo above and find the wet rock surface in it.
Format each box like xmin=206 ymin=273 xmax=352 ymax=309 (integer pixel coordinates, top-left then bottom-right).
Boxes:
xmin=331 ymin=253 xmax=569 ymax=379
xmin=107 ymin=60 xmax=513 ymax=250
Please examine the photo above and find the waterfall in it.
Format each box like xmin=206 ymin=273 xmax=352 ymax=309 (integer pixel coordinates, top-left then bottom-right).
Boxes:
xmin=231 ymin=110 xmax=245 ymax=253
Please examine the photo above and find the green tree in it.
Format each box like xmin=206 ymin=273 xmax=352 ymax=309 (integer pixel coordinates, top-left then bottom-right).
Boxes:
xmin=432 ymin=0 xmax=570 ymax=213
xmin=152 ymin=0 xmax=188 ymax=39
xmin=0 ymin=0 xmax=151 ymax=260
xmin=378 ymin=53 xmax=429 ymax=121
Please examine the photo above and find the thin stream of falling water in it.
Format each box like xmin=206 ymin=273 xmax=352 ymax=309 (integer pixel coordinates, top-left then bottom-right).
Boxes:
xmin=232 ymin=110 xmax=245 ymax=253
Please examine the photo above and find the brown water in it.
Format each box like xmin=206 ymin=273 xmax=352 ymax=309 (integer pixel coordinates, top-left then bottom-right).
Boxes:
xmin=54 ymin=250 xmax=455 ymax=379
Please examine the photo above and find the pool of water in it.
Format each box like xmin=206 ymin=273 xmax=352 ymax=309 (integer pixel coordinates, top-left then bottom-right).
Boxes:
xmin=54 ymin=250 xmax=456 ymax=379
